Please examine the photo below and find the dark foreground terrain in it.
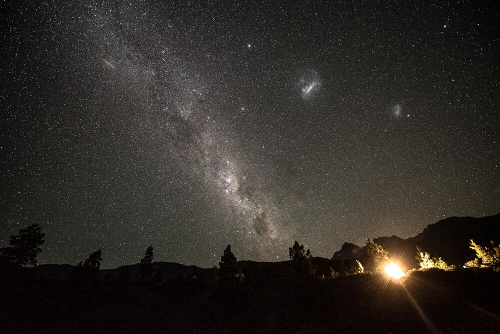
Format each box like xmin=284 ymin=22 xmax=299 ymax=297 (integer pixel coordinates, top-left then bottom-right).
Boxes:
xmin=1 ymin=268 xmax=499 ymax=333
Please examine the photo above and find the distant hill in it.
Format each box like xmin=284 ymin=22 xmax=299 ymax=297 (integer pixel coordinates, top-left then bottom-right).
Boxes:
xmin=332 ymin=213 xmax=500 ymax=269
xmin=32 ymin=261 xmax=219 ymax=283
xmin=4 ymin=261 xmax=500 ymax=333
xmin=27 ymin=214 xmax=500 ymax=281
xmin=3 ymin=214 xmax=500 ymax=333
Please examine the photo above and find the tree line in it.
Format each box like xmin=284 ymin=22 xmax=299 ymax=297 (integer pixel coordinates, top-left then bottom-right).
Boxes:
xmin=1 ymin=223 xmax=499 ymax=278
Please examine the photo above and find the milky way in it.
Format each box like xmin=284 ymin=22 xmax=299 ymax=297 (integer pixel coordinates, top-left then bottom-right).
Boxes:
xmin=2 ymin=1 xmax=499 ymax=268
xmin=81 ymin=1 xmax=289 ymax=261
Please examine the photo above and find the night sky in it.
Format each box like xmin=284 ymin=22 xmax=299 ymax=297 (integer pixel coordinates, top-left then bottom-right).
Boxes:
xmin=2 ymin=1 xmax=499 ymax=269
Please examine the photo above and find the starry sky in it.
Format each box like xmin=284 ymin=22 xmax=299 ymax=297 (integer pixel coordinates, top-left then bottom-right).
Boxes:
xmin=2 ymin=1 xmax=499 ymax=269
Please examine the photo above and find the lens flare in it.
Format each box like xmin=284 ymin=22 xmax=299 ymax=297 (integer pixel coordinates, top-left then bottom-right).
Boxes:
xmin=385 ymin=262 xmax=405 ymax=279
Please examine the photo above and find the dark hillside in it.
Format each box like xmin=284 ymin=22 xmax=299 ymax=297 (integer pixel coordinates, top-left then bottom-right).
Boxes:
xmin=1 ymin=268 xmax=499 ymax=333
xmin=408 ymin=214 xmax=500 ymax=265
xmin=2 ymin=214 xmax=500 ymax=333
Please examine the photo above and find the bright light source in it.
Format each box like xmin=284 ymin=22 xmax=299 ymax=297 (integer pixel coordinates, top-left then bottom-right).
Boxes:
xmin=385 ymin=262 xmax=405 ymax=279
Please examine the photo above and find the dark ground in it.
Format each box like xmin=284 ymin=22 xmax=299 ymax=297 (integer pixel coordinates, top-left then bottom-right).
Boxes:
xmin=1 ymin=268 xmax=499 ymax=333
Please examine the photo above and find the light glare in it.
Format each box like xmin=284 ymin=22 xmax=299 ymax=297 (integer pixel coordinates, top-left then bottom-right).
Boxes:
xmin=385 ymin=262 xmax=405 ymax=279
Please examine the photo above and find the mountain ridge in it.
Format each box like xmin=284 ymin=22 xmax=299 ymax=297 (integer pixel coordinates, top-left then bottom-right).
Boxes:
xmin=332 ymin=213 xmax=500 ymax=268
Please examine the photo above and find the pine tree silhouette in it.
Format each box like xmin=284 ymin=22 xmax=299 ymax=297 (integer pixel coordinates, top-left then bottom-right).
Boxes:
xmin=219 ymin=244 xmax=241 ymax=282
xmin=141 ymin=245 xmax=154 ymax=265
xmin=139 ymin=245 xmax=154 ymax=281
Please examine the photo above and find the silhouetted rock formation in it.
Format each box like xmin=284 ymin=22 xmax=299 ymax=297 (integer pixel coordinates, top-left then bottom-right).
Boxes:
xmin=331 ymin=213 xmax=500 ymax=269
xmin=332 ymin=242 xmax=362 ymax=259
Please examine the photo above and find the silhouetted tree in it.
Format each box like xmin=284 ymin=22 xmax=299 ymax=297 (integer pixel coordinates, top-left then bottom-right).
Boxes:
xmin=365 ymin=238 xmax=389 ymax=273
xmin=71 ymin=250 xmax=102 ymax=282
xmin=141 ymin=245 xmax=154 ymax=265
xmin=82 ymin=249 xmax=102 ymax=270
xmin=289 ymin=240 xmax=312 ymax=260
xmin=288 ymin=240 xmax=315 ymax=278
xmin=218 ymin=244 xmax=242 ymax=283
xmin=139 ymin=245 xmax=154 ymax=281
xmin=0 ymin=223 xmax=45 ymax=267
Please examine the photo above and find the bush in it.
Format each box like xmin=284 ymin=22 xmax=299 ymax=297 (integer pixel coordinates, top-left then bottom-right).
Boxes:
xmin=465 ymin=240 xmax=500 ymax=271
xmin=364 ymin=238 xmax=389 ymax=273
xmin=416 ymin=247 xmax=453 ymax=271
